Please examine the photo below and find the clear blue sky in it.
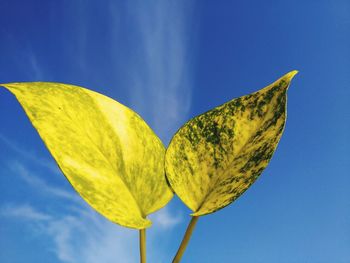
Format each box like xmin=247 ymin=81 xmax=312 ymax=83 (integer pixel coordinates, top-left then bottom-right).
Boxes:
xmin=0 ymin=1 xmax=349 ymax=262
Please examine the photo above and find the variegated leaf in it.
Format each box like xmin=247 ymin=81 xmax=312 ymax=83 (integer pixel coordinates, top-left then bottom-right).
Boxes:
xmin=165 ymin=71 xmax=297 ymax=216
xmin=1 ymin=82 xmax=173 ymax=229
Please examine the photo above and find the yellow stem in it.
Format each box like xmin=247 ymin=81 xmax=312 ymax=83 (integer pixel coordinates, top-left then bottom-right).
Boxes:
xmin=140 ymin=229 xmax=146 ymax=263
xmin=172 ymin=216 xmax=199 ymax=263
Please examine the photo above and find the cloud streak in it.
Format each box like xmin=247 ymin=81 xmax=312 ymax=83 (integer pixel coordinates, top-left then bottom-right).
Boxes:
xmin=110 ymin=0 xmax=196 ymax=143
xmin=1 ymin=202 xmax=139 ymax=263
xmin=0 ymin=133 xmax=61 ymax=176
xmin=0 ymin=203 xmax=52 ymax=221
xmin=8 ymin=160 xmax=80 ymax=203
xmin=2 ymin=159 xmax=181 ymax=263
xmin=150 ymin=206 xmax=183 ymax=230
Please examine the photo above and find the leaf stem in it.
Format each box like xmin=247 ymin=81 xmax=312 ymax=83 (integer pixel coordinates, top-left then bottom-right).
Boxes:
xmin=140 ymin=229 xmax=146 ymax=263
xmin=172 ymin=216 xmax=199 ymax=263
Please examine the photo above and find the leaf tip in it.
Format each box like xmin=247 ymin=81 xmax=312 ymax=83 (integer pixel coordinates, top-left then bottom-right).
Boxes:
xmin=0 ymin=84 xmax=10 ymax=91
xmin=277 ymin=70 xmax=298 ymax=91
xmin=0 ymin=83 xmax=15 ymax=90
xmin=285 ymin=70 xmax=298 ymax=82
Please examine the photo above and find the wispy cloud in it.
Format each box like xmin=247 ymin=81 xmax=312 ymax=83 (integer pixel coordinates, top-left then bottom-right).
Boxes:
xmin=8 ymin=160 xmax=80 ymax=203
xmin=0 ymin=203 xmax=52 ymax=221
xmin=150 ymin=206 xmax=183 ymax=230
xmin=1 ymin=202 xmax=181 ymax=263
xmin=1 ymin=202 xmax=139 ymax=263
xmin=14 ymin=46 xmax=47 ymax=81
xmin=109 ymin=1 xmax=196 ymax=143
xmin=2 ymin=159 xmax=181 ymax=262
xmin=27 ymin=49 xmax=45 ymax=80
xmin=0 ymin=134 xmax=61 ymax=176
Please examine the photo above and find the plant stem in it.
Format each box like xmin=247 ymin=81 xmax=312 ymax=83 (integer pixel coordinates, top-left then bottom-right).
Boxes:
xmin=140 ymin=229 xmax=146 ymax=263
xmin=172 ymin=216 xmax=199 ymax=263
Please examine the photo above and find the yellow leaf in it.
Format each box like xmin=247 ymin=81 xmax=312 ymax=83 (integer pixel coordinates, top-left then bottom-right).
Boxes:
xmin=1 ymin=82 xmax=173 ymax=229
xmin=165 ymin=71 xmax=297 ymax=216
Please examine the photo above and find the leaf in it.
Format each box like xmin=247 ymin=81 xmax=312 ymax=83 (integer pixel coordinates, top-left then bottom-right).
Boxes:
xmin=1 ymin=82 xmax=173 ymax=229
xmin=165 ymin=71 xmax=298 ymax=216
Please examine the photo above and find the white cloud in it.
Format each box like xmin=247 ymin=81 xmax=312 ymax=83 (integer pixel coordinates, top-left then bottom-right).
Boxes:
xmin=1 ymin=202 xmax=139 ymax=263
xmin=27 ymin=49 xmax=45 ymax=80
xmin=1 ymin=200 xmax=181 ymax=263
xmin=2 ymin=160 xmax=182 ymax=263
xmin=0 ymin=134 xmax=61 ymax=176
xmin=45 ymin=210 xmax=139 ymax=263
xmin=109 ymin=0 xmax=196 ymax=143
xmin=150 ymin=206 xmax=183 ymax=230
xmin=0 ymin=203 xmax=52 ymax=221
xmin=8 ymin=160 xmax=81 ymax=203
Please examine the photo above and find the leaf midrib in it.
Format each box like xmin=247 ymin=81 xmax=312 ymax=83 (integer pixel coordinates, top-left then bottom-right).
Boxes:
xmin=79 ymin=88 xmax=147 ymax=218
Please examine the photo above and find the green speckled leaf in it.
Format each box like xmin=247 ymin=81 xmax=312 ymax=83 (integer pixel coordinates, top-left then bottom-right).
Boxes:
xmin=1 ymin=82 xmax=173 ymax=229
xmin=165 ymin=71 xmax=297 ymax=216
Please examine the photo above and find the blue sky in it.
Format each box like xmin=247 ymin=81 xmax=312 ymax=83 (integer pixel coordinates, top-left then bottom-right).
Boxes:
xmin=0 ymin=1 xmax=349 ymax=262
